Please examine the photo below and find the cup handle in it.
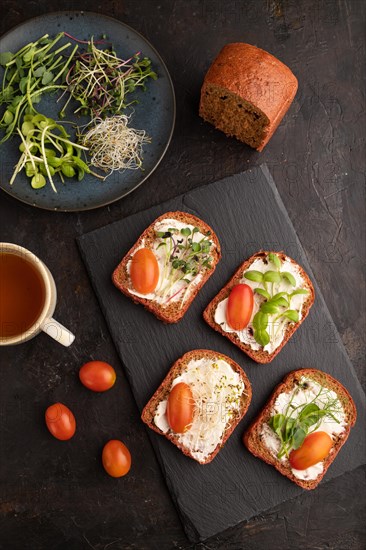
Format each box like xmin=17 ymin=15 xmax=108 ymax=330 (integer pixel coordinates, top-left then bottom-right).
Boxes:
xmin=41 ymin=317 xmax=75 ymax=347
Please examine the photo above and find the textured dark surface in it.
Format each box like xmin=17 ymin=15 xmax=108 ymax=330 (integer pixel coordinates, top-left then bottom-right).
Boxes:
xmin=0 ymin=1 xmax=365 ymax=549
xmin=78 ymin=166 xmax=366 ymax=542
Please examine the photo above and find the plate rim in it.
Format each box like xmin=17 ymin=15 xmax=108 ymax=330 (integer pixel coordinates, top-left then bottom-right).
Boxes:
xmin=0 ymin=10 xmax=176 ymax=212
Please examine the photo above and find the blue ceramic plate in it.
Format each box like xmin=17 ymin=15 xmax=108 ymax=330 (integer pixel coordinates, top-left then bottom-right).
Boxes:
xmin=0 ymin=11 xmax=175 ymax=211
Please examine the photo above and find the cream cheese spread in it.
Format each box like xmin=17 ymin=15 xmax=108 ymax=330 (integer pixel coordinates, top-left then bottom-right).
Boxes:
xmin=261 ymin=376 xmax=346 ymax=480
xmin=214 ymin=256 xmax=308 ymax=354
xmin=153 ymin=357 xmax=245 ymax=463
xmin=127 ymin=218 xmax=211 ymax=305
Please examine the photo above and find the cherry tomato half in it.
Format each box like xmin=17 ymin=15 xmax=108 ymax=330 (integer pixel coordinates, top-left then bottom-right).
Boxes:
xmin=130 ymin=248 xmax=159 ymax=294
xmin=167 ymin=382 xmax=194 ymax=433
xmin=289 ymin=431 xmax=333 ymax=470
xmin=226 ymin=284 xmax=254 ymax=330
xmin=102 ymin=440 xmax=131 ymax=478
xmin=45 ymin=403 xmax=76 ymax=441
xmin=79 ymin=361 xmax=116 ymax=392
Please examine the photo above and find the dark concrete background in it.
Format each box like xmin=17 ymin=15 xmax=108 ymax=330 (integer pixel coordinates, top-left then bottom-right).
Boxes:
xmin=0 ymin=1 xmax=365 ymax=549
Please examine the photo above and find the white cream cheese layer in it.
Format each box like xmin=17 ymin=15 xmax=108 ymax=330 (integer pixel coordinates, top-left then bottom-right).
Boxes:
xmin=127 ymin=218 xmax=211 ymax=305
xmin=214 ymin=257 xmax=308 ymax=354
xmin=153 ymin=357 xmax=245 ymax=463
xmin=261 ymin=377 xmax=346 ymax=480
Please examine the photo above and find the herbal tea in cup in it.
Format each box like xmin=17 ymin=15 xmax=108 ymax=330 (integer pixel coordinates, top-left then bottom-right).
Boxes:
xmin=0 ymin=243 xmax=75 ymax=347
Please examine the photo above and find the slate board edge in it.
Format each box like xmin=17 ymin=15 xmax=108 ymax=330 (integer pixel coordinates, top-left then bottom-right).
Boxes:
xmin=258 ymin=165 xmax=364 ymax=388
xmin=77 ymin=227 xmax=363 ymax=543
xmin=77 ymin=222 xmax=203 ymax=542
xmin=76 ymin=164 xmax=365 ymax=543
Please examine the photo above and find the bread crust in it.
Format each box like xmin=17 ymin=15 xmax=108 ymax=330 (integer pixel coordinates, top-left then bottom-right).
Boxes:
xmin=203 ymin=251 xmax=315 ymax=364
xmin=112 ymin=211 xmax=221 ymax=323
xmin=199 ymin=43 xmax=298 ymax=151
xmin=243 ymin=368 xmax=357 ymax=489
xmin=141 ymin=349 xmax=252 ymax=464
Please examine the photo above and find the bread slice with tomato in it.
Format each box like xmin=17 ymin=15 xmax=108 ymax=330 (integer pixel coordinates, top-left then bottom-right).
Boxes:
xmin=112 ymin=211 xmax=221 ymax=323
xmin=243 ymin=369 xmax=357 ymax=489
xmin=141 ymin=349 xmax=252 ymax=464
xmin=203 ymin=251 xmax=315 ymax=363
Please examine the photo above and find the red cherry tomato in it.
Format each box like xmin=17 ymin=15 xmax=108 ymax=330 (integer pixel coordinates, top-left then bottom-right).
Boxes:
xmin=45 ymin=403 xmax=76 ymax=441
xmin=226 ymin=284 xmax=254 ymax=330
xmin=167 ymin=382 xmax=194 ymax=433
xmin=79 ymin=361 xmax=116 ymax=392
xmin=130 ymin=248 xmax=159 ymax=294
xmin=289 ymin=431 xmax=333 ymax=470
xmin=102 ymin=440 xmax=131 ymax=478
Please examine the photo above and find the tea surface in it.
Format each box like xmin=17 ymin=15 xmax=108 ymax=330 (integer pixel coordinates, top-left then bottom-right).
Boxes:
xmin=0 ymin=252 xmax=46 ymax=338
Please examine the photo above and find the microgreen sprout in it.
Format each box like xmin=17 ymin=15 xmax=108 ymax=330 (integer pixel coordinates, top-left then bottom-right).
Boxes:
xmin=0 ymin=33 xmax=78 ymax=142
xmin=244 ymin=253 xmax=309 ymax=346
xmin=1 ymin=32 xmax=158 ymax=192
xmin=10 ymin=113 xmax=102 ymax=192
xmin=60 ymin=37 xmax=157 ymax=119
xmin=154 ymin=226 xmax=213 ymax=305
xmin=78 ymin=114 xmax=151 ymax=176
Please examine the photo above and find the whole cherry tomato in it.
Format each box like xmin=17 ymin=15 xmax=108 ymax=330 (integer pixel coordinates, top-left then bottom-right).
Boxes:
xmin=226 ymin=284 xmax=254 ymax=330
xmin=130 ymin=248 xmax=159 ymax=294
xmin=45 ymin=403 xmax=76 ymax=441
xmin=289 ymin=431 xmax=333 ymax=470
xmin=79 ymin=361 xmax=116 ymax=392
xmin=102 ymin=440 xmax=131 ymax=477
xmin=167 ymin=382 xmax=194 ymax=433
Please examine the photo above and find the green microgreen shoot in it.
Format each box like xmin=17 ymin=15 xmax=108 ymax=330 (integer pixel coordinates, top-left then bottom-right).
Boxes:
xmin=243 ymin=253 xmax=309 ymax=347
xmin=268 ymin=252 xmax=282 ymax=270
xmin=10 ymin=113 xmax=103 ymax=191
xmin=0 ymin=33 xmax=78 ymax=142
xmin=252 ymin=311 xmax=270 ymax=346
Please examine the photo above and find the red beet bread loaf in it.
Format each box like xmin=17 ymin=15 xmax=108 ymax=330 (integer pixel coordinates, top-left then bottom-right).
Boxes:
xmin=199 ymin=43 xmax=298 ymax=151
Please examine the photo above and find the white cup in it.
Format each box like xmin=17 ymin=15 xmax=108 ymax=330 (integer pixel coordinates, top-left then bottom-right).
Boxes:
xmin=0 ymin=243 xmax=75 ymax=347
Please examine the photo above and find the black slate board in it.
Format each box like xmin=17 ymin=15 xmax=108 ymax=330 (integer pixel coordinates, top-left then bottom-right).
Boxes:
xmin=77 ymin=165 xmax=366 ymax=542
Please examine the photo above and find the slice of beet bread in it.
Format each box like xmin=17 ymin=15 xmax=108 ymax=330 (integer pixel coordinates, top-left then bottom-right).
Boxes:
xmin=203 ymin=251 xmax=315 ymax=364
xmin=112 ymin=211 xmax=221 ymax=323
xmin=243 ymin=369 xmax=357 ymax=489
xmin=141 ymin=349 xmax=252 ymax=464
